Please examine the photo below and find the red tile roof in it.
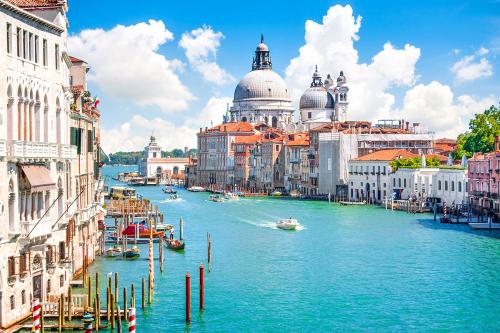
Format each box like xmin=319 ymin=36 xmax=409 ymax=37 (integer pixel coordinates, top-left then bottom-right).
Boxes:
xmin=354 ymin=149 xmax=419 ymax=161
xmin=206 ymin=122 xmax=255 ymax=133
xmin=435 ymin=138 xmax=457 ymax=144
xmin=234 ymin=134 xmax=262 ymax=145
xmin=427 ymin=154 xmax=448 ymax=163
xmin=6 ymin=0 xmax=64 ymax=8
xmin=286 ymin=132 xmax=310 ymax=146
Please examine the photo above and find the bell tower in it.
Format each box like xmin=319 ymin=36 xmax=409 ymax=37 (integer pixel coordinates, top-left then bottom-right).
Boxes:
xmin=334 ymin=70 xmax=349 ymax=122
xmin=145 ymin=134 xmax=161 ymax=159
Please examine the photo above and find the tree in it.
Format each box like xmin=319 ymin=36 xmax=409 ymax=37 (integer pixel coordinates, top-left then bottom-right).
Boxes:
xmin=390 ymin=156 xmax=441 ymax=172
xmin=454 ymin=105 xmax=500 ymax=158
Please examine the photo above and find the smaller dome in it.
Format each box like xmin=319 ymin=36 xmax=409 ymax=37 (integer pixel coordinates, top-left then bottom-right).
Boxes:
xmin=256 ymin=43 xmax=269 ymax=51
xmin=299 ymin=87 xmax=335 ymax=110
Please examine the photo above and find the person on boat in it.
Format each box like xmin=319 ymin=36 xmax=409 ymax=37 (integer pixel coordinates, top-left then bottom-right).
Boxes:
xmin=170 ymin=227 xmax=174 ymax=240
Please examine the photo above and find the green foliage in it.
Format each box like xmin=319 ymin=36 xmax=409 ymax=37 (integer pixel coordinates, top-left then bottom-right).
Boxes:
xmin=107 ymin=148 xmax=199 ymax=165
xmin=390 ymin=156 xmax=441 ymax=172
xmin=454 ymin=105 xmax=500 ymax=159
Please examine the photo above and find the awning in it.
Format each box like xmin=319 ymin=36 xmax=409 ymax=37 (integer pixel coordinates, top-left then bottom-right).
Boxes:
xmin=21 ymin=165 xmax=56 ymax=192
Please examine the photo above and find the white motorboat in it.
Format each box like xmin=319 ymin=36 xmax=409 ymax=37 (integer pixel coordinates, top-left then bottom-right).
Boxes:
xmin=208 ymin=194 xmax=225 ymax=202
xmin=276 ymin=218 xmax=299 ymax=230
xmin=469 ymin=219 xmax=500 ymax=230
xmin=224 ymin=192 xmax=239 ymax=200
xmin=188 ymin=186 xmax=205 ymax=192
xmin=271 ymin=190 xmax=282 ymax=196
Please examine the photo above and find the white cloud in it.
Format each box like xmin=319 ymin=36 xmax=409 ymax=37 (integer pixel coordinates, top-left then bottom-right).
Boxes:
xmin=400 ymin=81 xmax=496 ymax=138
xmin=451 ymin=48 xmax=493 ymax=82
xmin=184 ymin=96 xmax=232 ymax=128
xmin=285 ymin=4 xmax=421 ymax=122
xmin=68 ymin=20 xmax=194 ymax=112
xmin=179 ymin=26 xmax=234 ymax=85
xmin=102 ymin=96 xmax=232 ymax=152
xmin=101 ymin=115 xmax=197 ymax=153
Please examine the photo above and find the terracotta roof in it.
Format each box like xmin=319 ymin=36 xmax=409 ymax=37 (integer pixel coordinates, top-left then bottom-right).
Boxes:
xmin=6 ymin=0 xmax=64 ymax=8
xmin=205 ymin=122 xmax=255 ymax=133
xmin=234 ymin=134 xmax=262 ymax=145
xmin=286 ymin=132 xmax=310 ymax=146
xmin=434 ymin=143 xmax=454 ymax=152
xmin=435 ymin=138 xmax=457 ymax=144
xmin=354 ymin=149 xmax=419 ymax=161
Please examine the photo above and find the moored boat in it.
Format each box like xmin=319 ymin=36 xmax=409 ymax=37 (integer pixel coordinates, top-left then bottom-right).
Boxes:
xmin=276 ymin=218 xmax=299 ymax=230
xmin=468 ymin=219 xmax=500 ymax=230
xmin=155 ymin=223 xmax=173 ymax=232
xmin=122 ymin=224 xmax=165 ymax=238
xmin=271 ymin=190 xmax=282 ymax=196
xmin=124 ymin=246 xmax=140 ymax=258
xmin=105 ymin=245 xmax=123 ymax=257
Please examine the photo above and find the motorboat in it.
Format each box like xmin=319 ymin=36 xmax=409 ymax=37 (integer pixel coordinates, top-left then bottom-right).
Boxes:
xmin=122 ymin=224 xmax=165 ymax=238
xmin=163 ymin=187 xmax=177 ymax=194
xmin=469 ymin=219 xmax=500 ymax=230
xmin=188 ymin=186 xmax=205 ymax=192
xmin=105 ymin=245 xmax=123 ymax=257
xmin=155 ymin=223 xmax=173 ymax=232
xmin=169 ymin=194 xmax=179 ymax=200
xmin=289 ymin=190 xmax=300 ymax=198
xmin=127 ymin=177 xmax=145 ymax=186
xmin=270 ymin=190 xmax=282 ymax=197
xmin=224 ymin=192 xmax=239 ymax=200
xmin=124 ymin=246 xmax=140 ymax=258
xmin=276 ymin=218 xmax=299 ymax=230
xmin=208 ymin=194 xmax=225 ymax=202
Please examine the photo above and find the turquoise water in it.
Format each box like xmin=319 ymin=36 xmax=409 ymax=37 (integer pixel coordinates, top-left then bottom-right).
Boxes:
xmin=92 ymin=165 xmax=500 ymax=332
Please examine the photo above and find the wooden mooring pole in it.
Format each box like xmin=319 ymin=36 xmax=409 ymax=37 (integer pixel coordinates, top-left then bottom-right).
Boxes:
xmin=68 ymin=285 xmax=73 ymax=321
xmin=199 ymin=264 xmax=204 ymax=310
xmin=186 ymin=272 xmax=191 ymax=323
xmin=141 ymin=278 xmax=145 ymax=310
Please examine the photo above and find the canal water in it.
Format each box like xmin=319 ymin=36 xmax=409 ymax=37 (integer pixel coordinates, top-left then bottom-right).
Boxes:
xmin=92 ymin=165 xmax=500 ymax=332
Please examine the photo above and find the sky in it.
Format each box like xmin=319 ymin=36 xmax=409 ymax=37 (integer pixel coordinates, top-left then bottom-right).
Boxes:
xmin=66 ymin=0 xmax=500 ymax=153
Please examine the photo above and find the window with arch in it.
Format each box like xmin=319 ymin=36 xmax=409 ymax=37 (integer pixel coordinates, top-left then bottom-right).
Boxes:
xmin=438 ymin=180 xmax=442 ymax=190
xmin=444 ymin=181 xmax=448 ymax=191
xmin=451 ymin=181 xmax=455 ymax=191
xmin=10 ymin=295 xmax=15 ymax=310
xmin=458 ymin=181 xmax=462 ymax=192
xmin=21 ymin=290 xmax=26 ymax=305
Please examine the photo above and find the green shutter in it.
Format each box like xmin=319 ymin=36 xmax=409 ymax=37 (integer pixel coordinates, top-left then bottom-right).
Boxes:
xmin=87 ymin=130 xmax=93 ymax=152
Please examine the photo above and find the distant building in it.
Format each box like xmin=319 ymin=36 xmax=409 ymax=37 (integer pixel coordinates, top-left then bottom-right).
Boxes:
xmin=138 ymin=136 xmax=189 ymax=182
xmin=468 ymin=136 xmax=500 ymax=220
xmin=348 ymin=149 xmax=419 ymax=203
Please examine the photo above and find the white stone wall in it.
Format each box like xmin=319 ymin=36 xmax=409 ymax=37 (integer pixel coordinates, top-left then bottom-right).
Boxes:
xmin=347 ymin=160 xmax=391 ymax=202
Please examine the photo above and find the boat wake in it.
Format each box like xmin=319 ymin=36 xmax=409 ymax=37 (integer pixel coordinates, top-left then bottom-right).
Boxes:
xmin=238 ymin=218 xmax=306 ymax=231
xmin=157 ymin=198 xmax=184 ymax=204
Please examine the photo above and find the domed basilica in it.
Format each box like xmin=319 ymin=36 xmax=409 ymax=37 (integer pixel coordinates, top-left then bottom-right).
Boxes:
xmin=229 ymin=36 xmax=349 ymax=131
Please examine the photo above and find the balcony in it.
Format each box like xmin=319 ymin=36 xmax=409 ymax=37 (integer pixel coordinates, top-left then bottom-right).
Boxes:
xmin=289 ymin=157 xmax=301 ymax=164
xmin=2 ymin=140 xmax=78 ymax=160
xmin=21 ymin=218 xmax=52 ymax=239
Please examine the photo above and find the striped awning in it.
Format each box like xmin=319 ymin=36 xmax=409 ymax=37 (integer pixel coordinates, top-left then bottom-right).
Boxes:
xmin=21 ymin=165 xmax=56 ymax=192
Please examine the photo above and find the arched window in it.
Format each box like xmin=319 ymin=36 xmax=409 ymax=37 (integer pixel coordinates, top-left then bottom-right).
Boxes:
xmin=55 ymin=97 xmax=61 ymax=144
xmin=17 ymin=85 xmax=23 ymax=140
xmin=241 ymin=116 xmax=247 ymax=122
xmin=28 ymin=89 xmax=34 ymax=141
xmin=8 ymin=179 xmax=15 ymax=231
xmin=7 ymin=85 xmax=14 ymax=140
xmin=156 ymin=166 xmax=162 ymax=174
xmin=173 ymin=166 xmax=179 ymax=175
xmin=444 ymin=181 xmax=448 ymax=191
xmin=458 ymin=181 xmax=462 ymax=192
xmin=438 ymin=180 xmax=442 ymax=190
xmin=43 ymin=95 xmax=48 ymax=142
xmin=272 ymin=116 xmax=278 ymax=128
xmin=451 ymin=181 xmax=455 ymax=191
xmin=34 ymin=91 xmax=40 ymax=141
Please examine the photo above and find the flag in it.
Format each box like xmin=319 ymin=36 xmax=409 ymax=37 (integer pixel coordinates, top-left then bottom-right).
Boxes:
xmin=94 ymin=97 xmax=100 ymax=108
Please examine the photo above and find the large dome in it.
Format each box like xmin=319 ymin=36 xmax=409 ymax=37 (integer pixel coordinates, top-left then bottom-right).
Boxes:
xmin=299 ymin=87 xmax=335 ymax=110
xmin=234 ymin=70 xmax=290 ymax=102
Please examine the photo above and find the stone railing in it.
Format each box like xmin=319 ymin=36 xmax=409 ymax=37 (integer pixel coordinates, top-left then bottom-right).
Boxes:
xmin=1 ymin=140 xmax=77 ymax=160
xmin=20 ymin=218 xmax=53 ymax=239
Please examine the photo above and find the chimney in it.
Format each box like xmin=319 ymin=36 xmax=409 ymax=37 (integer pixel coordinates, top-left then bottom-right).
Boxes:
xmin=495 ymin=135 xmax=500 ymax=151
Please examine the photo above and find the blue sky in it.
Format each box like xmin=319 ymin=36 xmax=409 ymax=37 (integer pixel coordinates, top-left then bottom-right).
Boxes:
xmin=66 ymin=0 xmax=500 ymax=152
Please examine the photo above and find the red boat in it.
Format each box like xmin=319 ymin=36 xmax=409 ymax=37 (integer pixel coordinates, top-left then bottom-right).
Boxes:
xmin=122 ymin=224 xmax=164 ymax=238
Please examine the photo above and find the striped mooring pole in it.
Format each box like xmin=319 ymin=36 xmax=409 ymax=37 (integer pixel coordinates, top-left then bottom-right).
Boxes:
xmin=32 ymin=299 xmax=41 ymax=333
xmin=128 ymin=307 xmax=136 ymax=333
xmin=83 ymin=312 xmax=93 ymax=333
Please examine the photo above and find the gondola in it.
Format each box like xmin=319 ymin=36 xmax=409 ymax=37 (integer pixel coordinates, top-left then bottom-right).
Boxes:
xmin=165 ymin=237 xmax=185 ymax=251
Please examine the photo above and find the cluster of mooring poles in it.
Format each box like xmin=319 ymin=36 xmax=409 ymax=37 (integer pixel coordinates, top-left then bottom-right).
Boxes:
xmin=30 ymin=196 xmax=213 ymax=330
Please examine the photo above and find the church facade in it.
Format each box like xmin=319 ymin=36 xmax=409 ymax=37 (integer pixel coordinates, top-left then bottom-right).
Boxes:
xmin=138 ymin=136 xmax=189 ymax=181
